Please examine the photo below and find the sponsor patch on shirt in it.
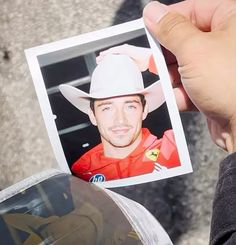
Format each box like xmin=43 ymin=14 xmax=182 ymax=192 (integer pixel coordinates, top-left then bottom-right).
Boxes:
xmin=89 ymin=174 xmax=106 ymax=183
xmin=145 ymin=149 xmax=160 ymax=161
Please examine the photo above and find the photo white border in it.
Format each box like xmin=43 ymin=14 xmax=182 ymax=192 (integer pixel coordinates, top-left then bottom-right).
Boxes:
xmin=25 ymin=18 xmax=192 ymax=188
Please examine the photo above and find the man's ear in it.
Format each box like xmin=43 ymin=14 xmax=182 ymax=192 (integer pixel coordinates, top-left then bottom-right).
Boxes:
xmin=142 ymin=103 xmax=148 ymax=121
xmin=88 ymin=108 xmax=97 ymax=126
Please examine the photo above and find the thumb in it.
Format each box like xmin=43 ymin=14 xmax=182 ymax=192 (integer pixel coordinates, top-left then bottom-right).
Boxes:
xmin=143 ymin=1 xmax=201 ymax=58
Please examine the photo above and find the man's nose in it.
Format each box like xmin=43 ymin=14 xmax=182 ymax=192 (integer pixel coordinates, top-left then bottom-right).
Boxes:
xmin=115 ymin=108 xmax=127 ymax=124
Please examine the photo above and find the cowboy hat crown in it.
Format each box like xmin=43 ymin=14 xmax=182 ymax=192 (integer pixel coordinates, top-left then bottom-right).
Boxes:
xmin=59 ymin=54 xmax=164 ymax=114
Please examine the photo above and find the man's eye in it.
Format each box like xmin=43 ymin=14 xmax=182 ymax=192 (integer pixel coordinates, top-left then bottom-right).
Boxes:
xmin=102 ymin=106 xmax=111 ymax=111
xmin=127 ymin=105 xmax=137 ymax=109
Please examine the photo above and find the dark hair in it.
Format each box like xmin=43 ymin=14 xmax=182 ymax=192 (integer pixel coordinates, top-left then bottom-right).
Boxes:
xmin=90 ymin=94 xmax=146 ymax=113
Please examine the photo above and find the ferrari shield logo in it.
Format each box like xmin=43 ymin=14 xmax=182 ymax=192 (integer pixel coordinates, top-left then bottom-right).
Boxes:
xmin=145 ymin=149 xmax=160 ymax=161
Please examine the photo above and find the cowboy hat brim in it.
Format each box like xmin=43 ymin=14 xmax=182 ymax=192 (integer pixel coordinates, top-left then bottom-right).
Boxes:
xmin=59 ymin=80 xmax=165 ymax=115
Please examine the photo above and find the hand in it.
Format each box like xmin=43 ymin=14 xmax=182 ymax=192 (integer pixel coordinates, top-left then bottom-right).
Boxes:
xmin=143 ymin=0 xmax=236 ymax=153
xmin=96 ymin=44 xmax=152 ymax=71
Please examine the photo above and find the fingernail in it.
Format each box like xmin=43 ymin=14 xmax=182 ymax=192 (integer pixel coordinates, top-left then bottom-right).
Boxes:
xmin=143 ymin=1 xmax=169 ymax=23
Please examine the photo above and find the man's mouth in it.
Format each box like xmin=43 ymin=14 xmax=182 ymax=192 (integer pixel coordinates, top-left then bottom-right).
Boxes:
xmin=111 ymin=127 xmax=131 ymax=135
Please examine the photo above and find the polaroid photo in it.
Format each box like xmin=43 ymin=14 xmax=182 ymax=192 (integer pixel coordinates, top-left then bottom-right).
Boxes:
xmin=25 ymin=18 xmax=192 ymax=188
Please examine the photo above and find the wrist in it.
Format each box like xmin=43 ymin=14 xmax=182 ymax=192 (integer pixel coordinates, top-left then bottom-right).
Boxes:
xmin=224 ymin=134 xmax=236 ymax=153
xmin=223 ymin=118 xmax=236 ymax=153
xmin=207 ymin=118 xmax=236 ymax=153
xmin=228 ymin=118 xmax=236 ymax=153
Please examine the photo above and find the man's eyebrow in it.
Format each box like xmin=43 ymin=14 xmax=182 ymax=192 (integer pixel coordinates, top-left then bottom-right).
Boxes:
xmin=125 ymin=99 xmax=141 ymax=104
xmin=96 ymin=101 xmax=113 ymax=107
xmin=95 ymin=98 xmax=141 ymax=108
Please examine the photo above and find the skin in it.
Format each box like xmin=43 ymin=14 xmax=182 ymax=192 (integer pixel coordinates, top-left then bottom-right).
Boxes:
xmin=142 ymin=0 xmax=236 ymax=153
xmin=95 ymin=0 xmax=236 ymax=152
xmin=99 ymin=0 xmax=236 ymax=152
xmin=88 ymin=95 xmax=148 ymax=159
xmin=143 ymin=0 xmax=236 ymax=152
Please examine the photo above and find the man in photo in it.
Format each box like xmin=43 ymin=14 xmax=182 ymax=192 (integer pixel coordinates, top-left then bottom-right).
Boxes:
xmin=60 ymin=53 xmax=180 ymax=183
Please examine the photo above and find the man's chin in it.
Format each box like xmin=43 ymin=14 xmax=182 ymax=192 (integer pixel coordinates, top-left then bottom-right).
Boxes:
xmin=109 ymin=140 xmax=133 ymax=148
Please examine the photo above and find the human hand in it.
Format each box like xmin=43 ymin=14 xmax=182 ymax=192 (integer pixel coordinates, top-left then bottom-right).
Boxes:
xmin=143 ymin=0 xmax=236 ymax=153
xmin=96 ymin=44 xmax=152 ymax=71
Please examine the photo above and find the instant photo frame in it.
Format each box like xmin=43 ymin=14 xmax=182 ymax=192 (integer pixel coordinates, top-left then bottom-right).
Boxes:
xmin=25 ymin=18 xmax=192 ymax=188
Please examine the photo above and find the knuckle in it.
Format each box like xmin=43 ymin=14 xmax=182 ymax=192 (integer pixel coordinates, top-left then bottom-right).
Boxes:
xmin=159 ymin=13 xmax=188 ymax=42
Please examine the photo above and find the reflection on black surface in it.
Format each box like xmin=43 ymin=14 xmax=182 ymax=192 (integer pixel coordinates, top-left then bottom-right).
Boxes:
xmin=0 ymin=174 xmax=141 ymax=245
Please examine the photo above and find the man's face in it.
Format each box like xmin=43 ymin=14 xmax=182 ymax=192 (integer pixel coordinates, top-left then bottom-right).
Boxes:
xmin=89 ymin=95 xmax=148 ymax=150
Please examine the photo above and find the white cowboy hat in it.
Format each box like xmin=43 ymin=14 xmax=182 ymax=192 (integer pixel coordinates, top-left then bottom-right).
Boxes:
xmin=59 ymin=54 xmax=165 ymax=114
